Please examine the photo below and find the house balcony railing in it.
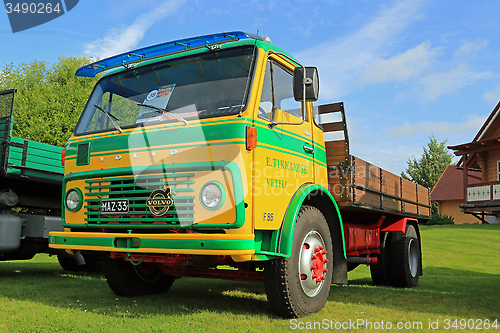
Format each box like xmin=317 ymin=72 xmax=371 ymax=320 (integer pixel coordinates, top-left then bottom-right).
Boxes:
xmin=466 ymin=181 xmax=500 ymax=203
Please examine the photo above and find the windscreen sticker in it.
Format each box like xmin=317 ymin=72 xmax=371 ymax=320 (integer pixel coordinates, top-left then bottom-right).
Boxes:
xmin=136 ymin=84 xmax=176 ymax=123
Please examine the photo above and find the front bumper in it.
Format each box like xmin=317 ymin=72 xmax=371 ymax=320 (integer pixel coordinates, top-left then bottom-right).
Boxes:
xmin=49 ymin=231 xmax=255 ymax=256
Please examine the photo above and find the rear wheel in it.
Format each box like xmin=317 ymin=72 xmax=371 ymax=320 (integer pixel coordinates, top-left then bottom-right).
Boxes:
xmin=264 ymin=205 xmax=333 ymax=318
xmin=103 ymin=254 xmax=175 ymax=296
xmin=389 ymin=224 xmax=421 ymax=287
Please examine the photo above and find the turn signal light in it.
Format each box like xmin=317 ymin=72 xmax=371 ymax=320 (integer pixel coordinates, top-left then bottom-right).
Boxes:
xmin=246 ymin=126 xmax=257 ymax=151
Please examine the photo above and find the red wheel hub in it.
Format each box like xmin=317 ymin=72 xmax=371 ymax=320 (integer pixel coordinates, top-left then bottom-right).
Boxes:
xmin=310 ymin=246 xmax=329 ymax=282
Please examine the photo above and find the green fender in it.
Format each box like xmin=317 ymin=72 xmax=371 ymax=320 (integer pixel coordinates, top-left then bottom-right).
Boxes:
xmin=277 ymin=183 xmax=346 ymax=259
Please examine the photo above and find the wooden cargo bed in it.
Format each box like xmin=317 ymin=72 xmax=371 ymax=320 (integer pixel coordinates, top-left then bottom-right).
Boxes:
xmin=319 ymin=102 xmax=431 ymax=220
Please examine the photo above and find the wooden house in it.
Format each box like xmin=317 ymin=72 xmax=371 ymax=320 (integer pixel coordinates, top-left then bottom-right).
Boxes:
xmin=448 ymin=102 xmax=500 ymax=223
xmin=430 ymin=165 xmax=481 ymax=224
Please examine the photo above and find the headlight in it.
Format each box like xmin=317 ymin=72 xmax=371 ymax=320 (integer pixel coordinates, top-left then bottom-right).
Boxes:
xmin=65 ymin=189 xmax=82 ymax=211
xmin=200 ymin=181 xmax=225 ymax=210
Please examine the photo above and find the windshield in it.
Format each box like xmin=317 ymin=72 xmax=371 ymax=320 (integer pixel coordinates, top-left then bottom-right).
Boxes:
xmin=75 ymin=46 xmax=256 ymax=134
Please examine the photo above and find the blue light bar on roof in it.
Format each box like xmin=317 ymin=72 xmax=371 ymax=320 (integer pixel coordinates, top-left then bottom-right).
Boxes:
xmin=76 ymin=31 xmax=262 ymax=78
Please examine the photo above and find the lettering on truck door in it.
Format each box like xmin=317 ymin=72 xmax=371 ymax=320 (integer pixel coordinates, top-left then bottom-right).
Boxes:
xmin=253 ymin=57 xmax=315 ymax=230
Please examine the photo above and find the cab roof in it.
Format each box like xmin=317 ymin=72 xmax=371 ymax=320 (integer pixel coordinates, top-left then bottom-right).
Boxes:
xmin=76 ymin=31 xmax=263 ymax=78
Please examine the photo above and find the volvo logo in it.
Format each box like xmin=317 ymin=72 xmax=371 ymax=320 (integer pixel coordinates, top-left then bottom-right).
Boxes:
xmin=146 ymin=188 xmax=173 ymax=216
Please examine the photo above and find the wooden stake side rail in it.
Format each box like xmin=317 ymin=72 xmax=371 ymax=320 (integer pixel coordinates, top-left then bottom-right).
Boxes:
xmin=316 ymin=102 xmax=430 ymax=219
xmin=326 ymin=149 xmax=431 ymax=218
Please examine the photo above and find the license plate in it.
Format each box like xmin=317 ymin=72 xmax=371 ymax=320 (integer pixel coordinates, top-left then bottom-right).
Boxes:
xmin=100 ymin=199 xmax=129 ymax=213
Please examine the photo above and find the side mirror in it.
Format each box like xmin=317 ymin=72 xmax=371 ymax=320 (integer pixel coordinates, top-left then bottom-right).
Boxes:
xmin=293 ymin=67 xmax=319 ymax=102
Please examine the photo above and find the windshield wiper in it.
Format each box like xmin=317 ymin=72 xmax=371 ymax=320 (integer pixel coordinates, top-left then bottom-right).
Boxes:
xmin=137 ymin=103 xmax=189 ymax=126
xmin=94 ymin=104 xmax=123 ymax=133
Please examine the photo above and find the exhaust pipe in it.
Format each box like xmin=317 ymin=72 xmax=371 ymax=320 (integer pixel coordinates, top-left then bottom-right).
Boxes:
xmin=347 ymin=256 xmax=378 ymax=265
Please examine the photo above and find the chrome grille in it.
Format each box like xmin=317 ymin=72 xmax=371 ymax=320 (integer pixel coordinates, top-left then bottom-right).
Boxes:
xmin=83 ymin=172 xmax=195 ymax=226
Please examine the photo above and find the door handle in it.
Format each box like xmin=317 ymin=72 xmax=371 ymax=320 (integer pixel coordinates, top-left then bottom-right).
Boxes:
xmin=303 ymin=145 xmax=314 ymax=154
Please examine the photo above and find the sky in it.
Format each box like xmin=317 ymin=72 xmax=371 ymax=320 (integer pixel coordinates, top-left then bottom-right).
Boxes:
xmin=1 ymin=0 xmax=499 ymax=175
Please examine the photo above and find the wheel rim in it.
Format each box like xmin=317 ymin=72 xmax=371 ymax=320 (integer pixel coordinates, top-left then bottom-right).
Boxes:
xmin=408 ymin=238 xmax=419 ymax=278
xmin=298 ymin=230 xmax=329 ymax=297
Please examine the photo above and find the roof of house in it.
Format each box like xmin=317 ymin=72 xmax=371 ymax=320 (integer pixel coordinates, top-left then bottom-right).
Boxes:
xmin=431 ymin=165 xmax=482 ymax=201
xmin=450 ymin=101 xmax=500 ymax=167
xmin=473 ymin=101 xmax=500 ymax=142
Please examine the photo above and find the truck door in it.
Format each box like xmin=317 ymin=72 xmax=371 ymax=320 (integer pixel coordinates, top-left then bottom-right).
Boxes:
xmin=253 ymin=57 xmax=315 ymax=230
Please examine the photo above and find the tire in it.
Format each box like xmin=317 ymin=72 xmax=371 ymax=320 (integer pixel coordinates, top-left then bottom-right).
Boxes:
xmin=264 ymin=205 xmax=333 ymax=318
xmin=103 ymin=253 xmax=175 ymax=297
xmin=389 ymin=224 xmax=421 ymax=288
xmin=370 ymin=231 xmax=390 ymax=286
xmin=81 ymin=252 xmax=103 ymax=272
xmin=58 ymin=253 xmax=103 ymax=273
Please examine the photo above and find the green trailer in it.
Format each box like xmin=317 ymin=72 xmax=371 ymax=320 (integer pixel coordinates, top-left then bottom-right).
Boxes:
xmin=0 ymin=88 xmax=98 ymax=270
xmin=0 ymin=89 xmax=63 ymax=207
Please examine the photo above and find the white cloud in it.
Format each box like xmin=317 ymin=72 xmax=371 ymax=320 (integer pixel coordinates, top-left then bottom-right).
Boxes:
xmin=389 ymin=41 xmax=493 ymax=101
xmin=483 ymin=87 xmax=500 ymax=104
xmin=418 ymin=64 xmax=493 ymax=101
xmin=295 ymin=0 xmax=426 ymax=100
xmin=359 ymin=42 xmax=437 ymax=85
xmin=84 ymin=0 xmax=186 ymax=59
xmin=381 ymin=115 xmax=487 ymax=139
xmin=452 ymin=39 xmax=488 ymax=61
xmin=355 ymin=143 xmax=424 ymax=175
xmin=294 ymin=2 xmax=493 ymax=103
xmin=362 ymin=115 xmax=486 ymax=173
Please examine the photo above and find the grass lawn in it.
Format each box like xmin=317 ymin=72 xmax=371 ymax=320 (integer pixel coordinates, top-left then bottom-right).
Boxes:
xmin=0 ymin=224 xmax=498 ymax=332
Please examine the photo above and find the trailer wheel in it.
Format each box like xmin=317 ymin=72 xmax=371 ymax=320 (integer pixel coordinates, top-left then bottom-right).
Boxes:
xmin=58 ymin=253 xmax=103 ymax=272
xmin=103 ymin=254 xmax=175 ymax=297
xmin=57 ymin=254 xmax=83 ymax=272
xmin=370 ymin=231 xmax=390 ymax=286
xmin=264 ymin=205 xmax=333 ymax=318
xmin=81 ymin=252 xmax=103 ymax=272
xmin=389 ymin=224 xmax=421 ymax=288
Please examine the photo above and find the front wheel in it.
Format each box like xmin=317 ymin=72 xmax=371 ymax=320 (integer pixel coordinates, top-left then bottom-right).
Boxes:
xmin=103 ymin=254 xmax=175 ymax=297
xmin=264 ymin=205 xmax=333 ymax=318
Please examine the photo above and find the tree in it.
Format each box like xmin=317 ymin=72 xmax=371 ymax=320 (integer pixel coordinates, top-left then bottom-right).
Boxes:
xmin=0 ymin=56 xmax=99 ymax=147
xmin=402 ymin=135 xmax=454 ymax=190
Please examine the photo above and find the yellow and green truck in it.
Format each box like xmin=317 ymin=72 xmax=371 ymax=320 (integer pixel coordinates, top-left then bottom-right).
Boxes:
xmin=48 ymin=32 xmax=430 ymax=317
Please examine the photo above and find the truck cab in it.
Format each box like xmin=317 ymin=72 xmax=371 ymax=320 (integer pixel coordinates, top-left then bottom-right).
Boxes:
xmin=49 ymin=32 xmax=429 ymax=318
